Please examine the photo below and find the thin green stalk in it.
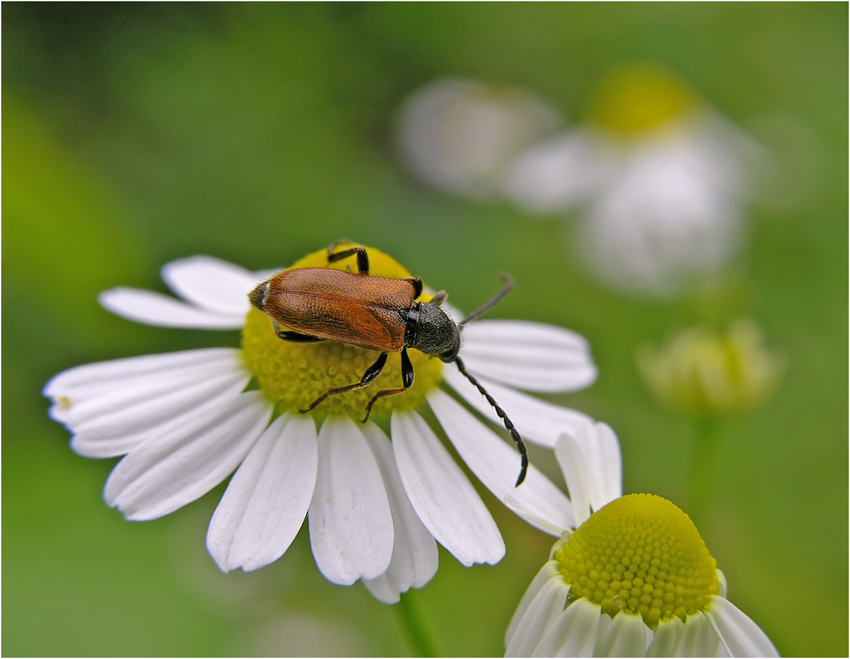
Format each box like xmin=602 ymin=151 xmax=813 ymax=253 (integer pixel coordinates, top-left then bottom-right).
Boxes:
xmin=686 ymin=417 xmax=723 ymax=531
xmin=396 ymin=590 xmax=439 ymax=658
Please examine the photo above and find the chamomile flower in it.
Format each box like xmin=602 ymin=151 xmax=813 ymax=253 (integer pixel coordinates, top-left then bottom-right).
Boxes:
xmin=45 ymin=244 xmax=597 ymax=603
xmin=503 ymin=61 xmax=765 ymax=297
xmin=505 ymin=430 xmax=777 ymax=657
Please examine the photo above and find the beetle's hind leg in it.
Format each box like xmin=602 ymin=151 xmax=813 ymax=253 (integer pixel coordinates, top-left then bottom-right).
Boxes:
xmin=302 ymin=352 xmax=389 ymax=413
xmin=327 ymin=243 xmax=369 ymax=275
xmin=363 ymin=348 xmax=414 ymax=422
xmin=273 ymin=322 xmax=325 ymax=343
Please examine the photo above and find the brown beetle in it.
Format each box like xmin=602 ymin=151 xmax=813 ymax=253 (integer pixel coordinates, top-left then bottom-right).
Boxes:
xmin=250 ymin=241 xmax=529 ymax=486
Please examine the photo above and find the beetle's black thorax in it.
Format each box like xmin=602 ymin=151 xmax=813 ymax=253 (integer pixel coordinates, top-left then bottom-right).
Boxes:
xmin=404 ymin=301 xmax=460 ymax=361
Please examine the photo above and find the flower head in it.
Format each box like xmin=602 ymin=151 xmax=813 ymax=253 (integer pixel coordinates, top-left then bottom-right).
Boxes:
xmin=45 ymin=243 xmax=598 ymax=603
xmin=637 ymin=319 xmax=784 ymax=419
xmin=504 ymin=425 xmax=777 ymax=657
xmin=501 ymin=62 xmax=765 ymax=297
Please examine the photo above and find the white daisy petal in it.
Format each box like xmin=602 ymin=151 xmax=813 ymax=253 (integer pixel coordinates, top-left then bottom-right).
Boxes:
xmin=427 ymin=389 xmax=574 ymax=535
xmin=502 ymin=129 xmax=613 ymax=214
xmin=361 ymin=423 xmax=439 ymax=604
xmin=506 ymin=562 xmax=562 ymax=647
xmin=554 ymin=430 xmax=592 ymax=528
xmin=161 ymin=256 xmax=260 ymax=315
xmin=647 ymin=617 xmax=685 ymax=657
xmin=391 ymin=410 xmax=504 ymax=567
xmin=308 ymin=417 xmax=394 ymax=585
xmin=506 ymin=575 xmax=571 ymax=657
xmin=460 ymin=320 xmax=597 ymax=392
xmin=45 ymin=348 xmax=249 ymax=457
xmin=556 ymin=422 xmax=623 ymax=524
xmin=104 ymin=391 xmax=272 ymax=521
xmin=708 ymin=597 xmax=779 ymax=657
xmin=591 ymin=422 xmax=623 ymax=509
xmin=532 ymin=597 xmax=601 ymax=657
xmin=99 ymin=287 xmax=246 ymax=329
xmin=442 ymin=366 xmax=592 ymax=448
xmin=716 ymin=570 xmax=728 ymax=599
xmin=593 ymin=611 xmax=649 ymax=657
xmin=71 ymin=374 xmax=250 ymax=459
xmin=44 ymin=348 xmax=243 ymax=401
xmin=674 ymin=611 xmax=721 ymax=657
xmin=207 ymin=413 xmax=318 ymax=573
xmin=69 ymin=367 xmax=249 ymax=441
xmin=503 ymin=496 xmax=569 ymax=537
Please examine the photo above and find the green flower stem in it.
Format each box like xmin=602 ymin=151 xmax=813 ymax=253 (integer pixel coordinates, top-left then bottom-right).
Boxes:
xmin=686 ymin=417 xmax=723 ymax=531
xmin=397 ymin=590 xmax=439 ymax=657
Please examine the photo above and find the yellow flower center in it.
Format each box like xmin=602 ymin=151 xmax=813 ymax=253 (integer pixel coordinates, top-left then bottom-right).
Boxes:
xmin=241 ymin=244 xmax=443 ymax=422
xmin=586 ymin=61 xmax=699 ymax=137
xmin=555 ymin=494 xmax=718 ymax=628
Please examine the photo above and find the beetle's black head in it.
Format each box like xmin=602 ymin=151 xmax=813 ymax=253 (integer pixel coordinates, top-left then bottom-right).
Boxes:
xmin=406 ymin=301 xmax=461 ymax=362
xmin=249 ymin=282 xmax=269 ymax=311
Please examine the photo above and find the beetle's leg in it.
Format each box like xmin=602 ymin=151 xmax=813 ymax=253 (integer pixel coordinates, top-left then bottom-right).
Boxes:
xmin=405 ymin=276 xmax=424 ymax=299
xmin=363 ymin=348 xmax=414 ymax=422
xmin=273 ymin=321 xmax=326 ymax=343
xmin=327 ymin=239 xmax=354 ymax=254
xmin=302 ymin=352 xmax=388 ymax=413
xmin=327 ymin=245 xmax=369 ymax=275
xmin=276 ymin=331 xmax=326 ymax=343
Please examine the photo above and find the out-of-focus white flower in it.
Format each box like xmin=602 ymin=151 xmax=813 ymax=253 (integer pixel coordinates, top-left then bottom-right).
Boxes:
xmin=45 ymin=244 xmax=598 ymax=604
xmin=503 ymin=62 xmax=765 ymax=297
xmin=505 ymin=422 xmax=777 ymax=656
xmin=397 ymin=78 xmax=560 ymax=198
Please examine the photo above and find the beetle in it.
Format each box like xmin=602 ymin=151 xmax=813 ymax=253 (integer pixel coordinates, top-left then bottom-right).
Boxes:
xmin=249 ymin=241 xmax=529 ymax=486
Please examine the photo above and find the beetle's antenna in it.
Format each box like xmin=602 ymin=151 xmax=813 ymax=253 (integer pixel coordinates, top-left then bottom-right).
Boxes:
xmin=459 ymin=274 xmax=514 ymax=326
xmin=455 ymin=356 xmax=528 ymax=487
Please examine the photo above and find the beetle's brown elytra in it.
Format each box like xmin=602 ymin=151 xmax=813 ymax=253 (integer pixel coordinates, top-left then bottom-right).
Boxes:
xmin=249 ymin=241 xmax=529 ymax=486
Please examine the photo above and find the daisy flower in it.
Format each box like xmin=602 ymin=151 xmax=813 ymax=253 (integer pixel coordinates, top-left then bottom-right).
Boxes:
xmin=397 ymin=77 xmax=561 ymax=199
xmin=502 ymin=61 xmax=765 ymax=297
xmin=505 ymin=426 xmax=778 ymax=657
xmin=44 ymin=243 xmax=597 ymax=603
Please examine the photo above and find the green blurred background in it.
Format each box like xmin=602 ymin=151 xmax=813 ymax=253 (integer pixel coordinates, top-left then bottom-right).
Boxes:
xmin=3 ymin=4 xmax=847 ymax=656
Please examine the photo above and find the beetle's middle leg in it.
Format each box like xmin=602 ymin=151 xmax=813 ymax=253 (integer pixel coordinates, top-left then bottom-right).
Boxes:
xmin=302 ymin=352 xmax=389 ymax=413
xmin=363 ymin=348 xmax=415 ymax=422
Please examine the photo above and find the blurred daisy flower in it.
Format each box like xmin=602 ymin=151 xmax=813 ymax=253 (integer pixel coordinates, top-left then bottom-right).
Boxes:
xmin=397 ymin=78 xmax=560 ymax=198
xmin=44 ymin=243 xmax=597 ymax=603
xmin=637 ymin=319 xmax=784 ymax=419
xmin=503 ymin=61 xmax=765 ymax=297
xmin=505 ymin=428 xmax=778 ymax=656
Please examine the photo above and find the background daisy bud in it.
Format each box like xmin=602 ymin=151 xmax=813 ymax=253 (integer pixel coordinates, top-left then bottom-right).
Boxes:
xmin=637 ymin=319 xmax=784 ymax=419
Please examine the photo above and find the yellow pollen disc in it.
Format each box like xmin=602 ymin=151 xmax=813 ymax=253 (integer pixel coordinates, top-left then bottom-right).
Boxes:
xmin=555 ymin=494 xmax=718 ymax=628
xmin=241 ymin=244 xmax=443 ymax=422
xmin=586 ymin=61 xmax=699 ymax=137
